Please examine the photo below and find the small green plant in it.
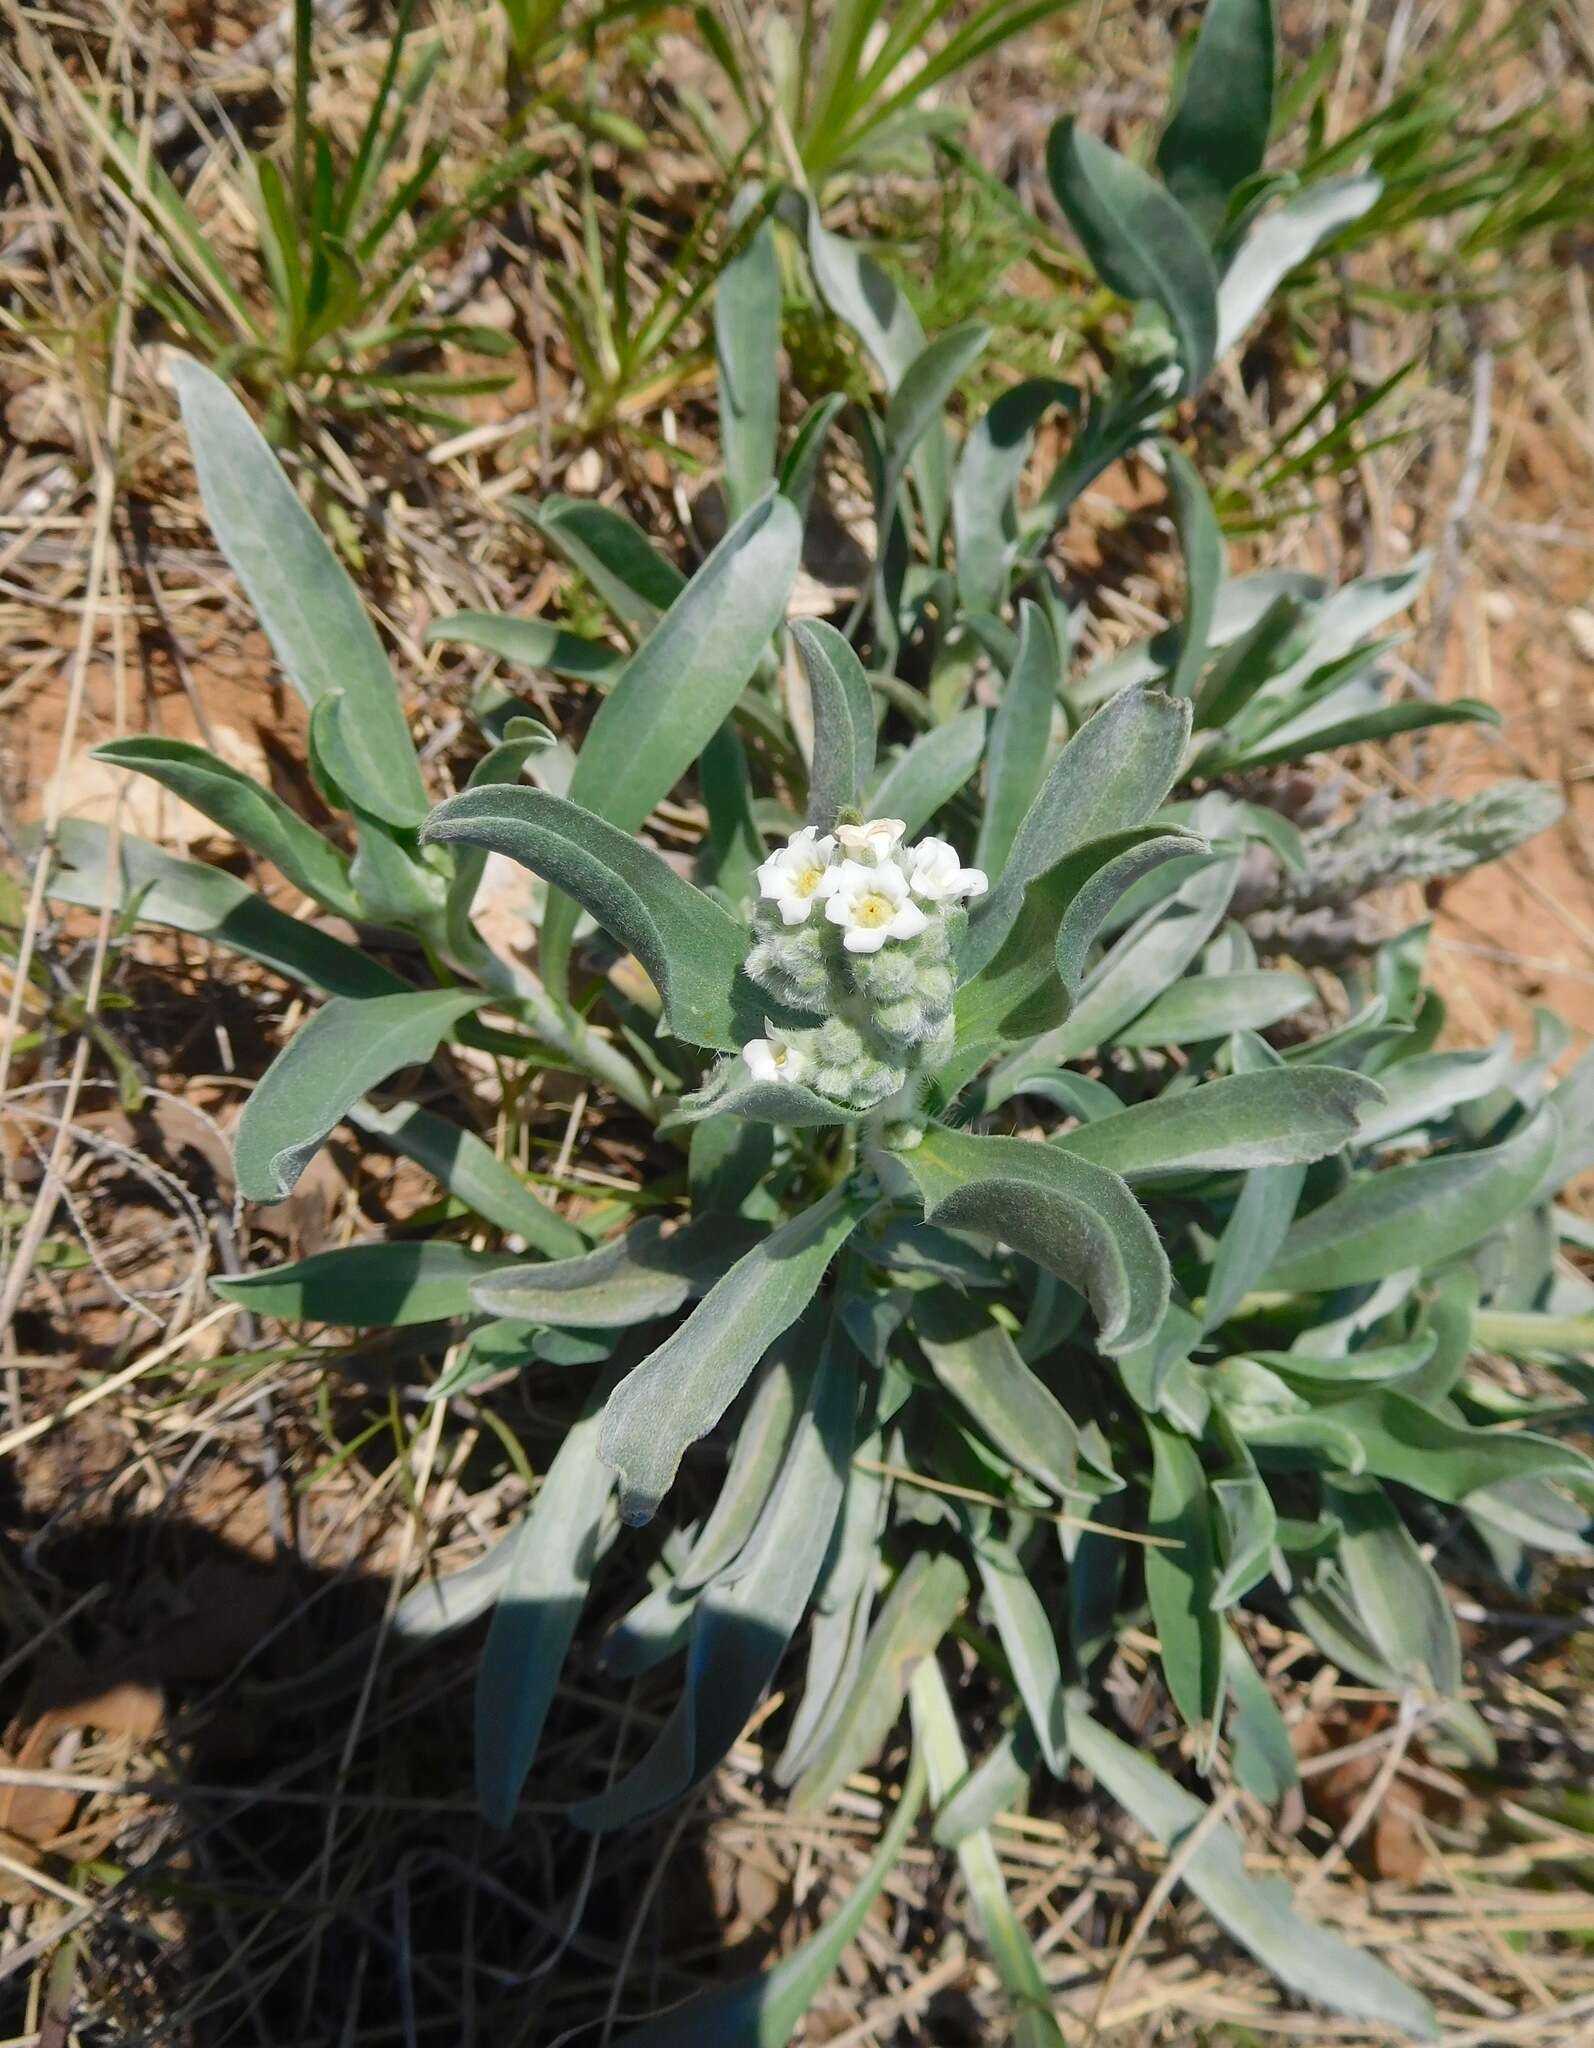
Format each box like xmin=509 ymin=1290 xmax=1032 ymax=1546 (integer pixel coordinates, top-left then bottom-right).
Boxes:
xmin=40 ymin=3 xmax=1592 ymax=2038
xmin=89 ymin=0 xmax=525 ymax=436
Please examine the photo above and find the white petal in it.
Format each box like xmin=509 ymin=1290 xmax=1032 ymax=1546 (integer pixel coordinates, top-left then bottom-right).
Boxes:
xmin=959 ymin=867 xmax=989 ymax=899
xmin=843 ymin=925 xmax=887 ymax=953
xmin=888 ymin=901 xmax=930 ymax=941
xmin=742 ymin=1040 xmax=778 ymax=1080
xmin=823 ymin=893 xmax=851 ymax=928
xmin=776 ymin=893 xmax=814 ymax=925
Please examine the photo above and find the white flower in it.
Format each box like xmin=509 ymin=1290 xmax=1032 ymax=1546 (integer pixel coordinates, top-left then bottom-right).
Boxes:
xmin=823 ymin=859 xmax=930 ymax=954
xmin=907 ymin=836 xmax=988 ymax=903
xmin=741 ymin=1022 xmax=808 ymax=1085
xmin=755 ymin=826 xmax=836 ymax=925
xmin=836 ymin=816 xmax=906 ymax=864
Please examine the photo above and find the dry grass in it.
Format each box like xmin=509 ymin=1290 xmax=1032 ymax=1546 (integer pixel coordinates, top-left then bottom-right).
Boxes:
xmin=2 ymin=1 xmax=1593 ymax=2042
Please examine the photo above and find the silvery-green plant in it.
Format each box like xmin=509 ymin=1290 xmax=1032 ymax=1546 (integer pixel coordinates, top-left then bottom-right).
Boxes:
xmin=37 ymin=5 xmax=1593 ymax=2039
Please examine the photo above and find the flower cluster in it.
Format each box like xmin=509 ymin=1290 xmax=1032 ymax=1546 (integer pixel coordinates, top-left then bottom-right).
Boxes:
xmin=736 ymin=817 xmax=987 ymax=1108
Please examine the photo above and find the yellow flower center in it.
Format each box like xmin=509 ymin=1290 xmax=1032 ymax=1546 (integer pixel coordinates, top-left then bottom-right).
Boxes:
xmin=793 ymin=863 xmax=825 ymax=898
xmin=853 ymin=891 xmax=893 ymax=928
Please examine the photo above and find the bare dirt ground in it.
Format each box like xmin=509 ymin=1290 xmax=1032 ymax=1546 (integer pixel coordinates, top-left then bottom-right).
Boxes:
xmin=3 ymin=1 xmax=1594 ymax=2043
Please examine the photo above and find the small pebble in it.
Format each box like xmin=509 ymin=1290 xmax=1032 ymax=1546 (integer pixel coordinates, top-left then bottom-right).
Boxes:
xmin=1567 ymin=607 xmax=1594 ymax=664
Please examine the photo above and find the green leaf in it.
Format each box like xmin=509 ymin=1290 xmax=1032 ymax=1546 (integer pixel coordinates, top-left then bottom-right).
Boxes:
xmin=518 ymin=494 xmax=685 ymax=631
xmin=1064 ymin=1700 xmax=1438 ymax=2036
xmin=476 ymin=1366 xmax=617 ymax=1826
xmin=1192 ymin=593 xmax=1313 ymax=731
xmin=1214 ymin=691 xmax=1500 ymax=773
xmin=538 ymin=491 xmax=800 ymax=995
xmin=577 ymin=1321 xmax=856 ymax=1828
xmin=1209 ymin=1427 xmax=1278 ymax=1606
xmin=916 ymin=1291 xmax=1085 ymax=1498
xmin=442 ymin=717 xmax=557 ymax=956
xmin=964 ymin=683 xmax=1193 ymax=978
xmin=1203 ymin=1159 xmax=1306 ymax=1332
xmin=1162 ymin=441 xmax=1224 ymax=699
xmin=715 ymin=205 xmax=780 ymax=524
xmin=421 ymin=785 xmax=753 ymax=1052
xmin=1108 ymin=968 xmax=1315 ymax=1048
xmin=957 ymin=829 xmax=1201 ymax=1047
xmin=805 ymin=205 xmax=952 ymax=547
xmin=911 ymin=1657 xmax=1068 ymax=2048
xmin=598 ymin=1187 xmax=871 ymax=1525
xmin=1319 ymin=1390 xmax=1594 ymax=1505
xmin=40 ymin=821 xmax=406 ymax=999
xmin=348 ymin=1100 xmax=587 ymax=1259
xmin=1222 ymin=1626 xmax=1298 ymax=1806
xmin=1156 ymin=0 xmax=1276 ymax=243
xmin=1146 ymin=1420 xmax=1222 ymax=1732
xmin=171 ymin=358 xmax=428 ymax=828
xmin=678 ymin=1342 xmax=811 ymax=1590
xmin=471 ymin=1214 xmax=757 ymax=1328
xmin=777 ymin=392 xmax=849 ymax=523
xmin=791 ymin=1550 xmax=968 ymax=1813
xmin=424 ymin=612 xmax=625 ymax=686
xmin=975 ymin=602 xmax=1061 ymax=880
xmin=1267 ymin=1103 xmax=1559 ymax=1292
xmin=954 ymin=378 xmax=1074 ymax=616
xmin=793 ymin=619 xmax=876 ymax=831
xmin=884 ymin=320 xmax=991 ymax=479
xmin=867 ymin=707 xmax=986 ymax=839
xmin=1325 ymin=1474 xmax=1461 ymax=1697
xmin=90 ymin=738 xmax=360 ymax=917
xmin=213 ymin=1241 xmax=516 ymax=1325
xmin=932 ymin=1718 xmax=1041 ymax=1848
xmin=1057 ymin=1066 xmax=1379 ymax=1180
xmin=973 ymin=1539 xmax=1068 ymax=1775
xmin=669 ymin=1060 xmax=866 ymax=1129
xmin=235 ymin=988 xmax=485 ymax=1202
xmin=994 ymin=853 xmax=1238 ymax=1091
xmin=1046 ymin=120 xmax=1219 ymax=389
xmin=614 ymin=1756 xmax=926 ymax=2046
xmin=899 ymin=1123 xmax=1169 ymax=1354
xmin=1216 ymin=174 xmax=1382 ymax=354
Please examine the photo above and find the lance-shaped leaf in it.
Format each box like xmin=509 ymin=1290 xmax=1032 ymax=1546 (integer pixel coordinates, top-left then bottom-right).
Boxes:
xmin=213 ymin=1241 xmax=517 ymax=1325
xmin=973 ymin=1539 xmax=1068 ymax=1775
xmin=669 ymin=1060 xmax=867 ymax=1130
xmin=1325 ymin=1474 xmax=1460 ymax=1698
xmin=1053 ymin=831 xmax=1208 ymax=997
xmin=1056 ymin=1066 xmax=1379 ymax=1181
xmin=1109 ymin=968 xmax=1315 ymax=1049
xmin=537 ymin=490 xmax=800 ymax=995
xmin=517 ymin=494 xmax=685 ymax=631
xmin=1222 ymin=1627 xmax=1298 ymax=1807
xmin=792 ymin=619 xmax=876 ymax=830
xmin=954 ymin=378 xmax=1074 ymax=616
xmin=423 ymin=613 xmax=625 ymax=686
xmin=963 ymin=685 xmax=1193 ymax=977
xmin=598 ymin=1187 xmax=871 ymax=1525
xmin=805 ymin=205 xmax=953 ymax=549
xmin=1162 ymin=441 xmax=1225 ymax=699
xmin=172 ymin=358 xmax=428 ymax=828
xmin=678 ymin=1339 xmax=812 ymax=1591
xmin=1146 ymin=1420 xmax=1222 ymax=1733
xmin=898 ymin=1123 xmax=1169 ymax=1354
xmin=1267 ymin=1104 xmax=1559 ymax=1292
xmin=1046 ymin=120 xmax=1219 ymax=389
xmin=1156 ymin=0 xmax=1276 ymax=243
xmin=476 ymin=1365 xmax=619 ymax=1826
xmin=1064 ymin=1700 xmax=1438 ymax=2036
xmin=916 ymin=1290 xmax=1085 ymax=1498
xmin=234 ymin=988 xmax=486 ymax=1202
xmin=576 ymin=1321 xmax=855 ymax=1828
xmin=715 ymin=203 xmax=780 ymax=524
xmin=992 ymin=853 xmax=1239 ymax=1094
xmin=1209 ymin=1424 xmax=1278 ymax=1608
xmin=1204 ymin=1157 xmax=1306 ymax=1334
xmin=911 ymin=1657 xmax=1068 ymax=2048
xmin=90 ymin=738 xmax=360 ymax=917
xmin=868 ymin=707 xmax=985 ymax=838
xmin=349 ymin=1099 xmax=587 ymax=1259
xmin=792 ymin=1549 xmax=968 ymax=1813
xmin=1351 ymin=1035 xmax=1517 ymax=1148
xmin=1216 ymin=174 xmax=1383 ymax=355
xmin=40 ymin=821 xmax=406 ymax=999
xmin=615 ymin=1754 xmax=926 ymax=2048
xmin=933 ymin=1718 xmax=1042 ymax=1848
xmin=1317 ymin=1390 xmax=1594 ymax=1504
xmin=975 ymin=602 xmax=1062 ymax=880
xmin=421 ymin=785 xmax=753 ymax=1051
xmin=778 ymin=391 xmax=848 ymax=522
xmin=472 ymin=1214 xmax=758 ymax=1328
xmin=882 ymin=321 xmax=991 ymax=531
